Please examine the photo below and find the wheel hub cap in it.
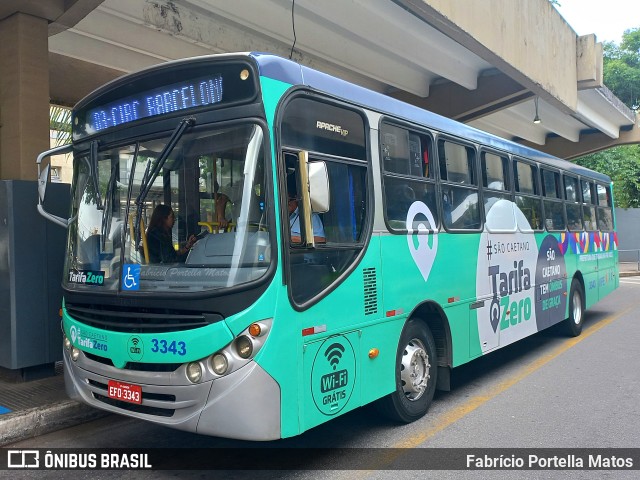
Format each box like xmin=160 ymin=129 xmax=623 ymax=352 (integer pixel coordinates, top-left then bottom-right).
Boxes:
xmin=573 ymin=291 xmax=582 ymax=325
xmin=400 ymin=339 xmax=430 ymax=401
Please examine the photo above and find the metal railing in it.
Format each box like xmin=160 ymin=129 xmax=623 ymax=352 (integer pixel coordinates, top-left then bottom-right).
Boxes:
xmin=618 ymin=249 xmax=640 ymax=273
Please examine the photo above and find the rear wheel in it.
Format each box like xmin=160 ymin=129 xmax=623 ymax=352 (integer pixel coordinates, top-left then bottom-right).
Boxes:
xmin=376 ymin=319 xmax=437 ymax=423
xmin=563 ymin=279 xmax=584 ymax=337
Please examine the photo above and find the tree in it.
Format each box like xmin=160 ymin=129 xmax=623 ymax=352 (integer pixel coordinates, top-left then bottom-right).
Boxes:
xmin=574 ymin=146 xmax=640 ymax=208
xmin=573 ymin=28 xmax=640 ymax=207
xmin=602 ymin=28 xmax=640 ymax=110
xmin=50 ymin=105 xmax=72 ymax=146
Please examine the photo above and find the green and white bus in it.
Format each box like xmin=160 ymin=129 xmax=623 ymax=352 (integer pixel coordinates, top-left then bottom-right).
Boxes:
xmin=37 ymin=53 xmax=619 ymax=440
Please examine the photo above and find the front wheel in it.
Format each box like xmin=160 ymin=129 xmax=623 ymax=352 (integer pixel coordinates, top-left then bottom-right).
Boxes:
xmin=376 ymin=319 xmax=437 ymax=423
xmin=563 ymin=279 xmax=584 ymax=337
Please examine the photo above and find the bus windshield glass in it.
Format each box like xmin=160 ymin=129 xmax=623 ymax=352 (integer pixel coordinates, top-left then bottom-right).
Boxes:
xmin=64 ymin=123 xmax=270 ymax=293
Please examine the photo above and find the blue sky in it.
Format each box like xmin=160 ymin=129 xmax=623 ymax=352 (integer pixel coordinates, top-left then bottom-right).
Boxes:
xmin=554 ymin=0 xmax=640 ymax=44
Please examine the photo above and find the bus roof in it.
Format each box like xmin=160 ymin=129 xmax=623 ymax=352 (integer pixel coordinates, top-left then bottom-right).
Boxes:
xmin=250 ymin=53 xmax=610 ymax=184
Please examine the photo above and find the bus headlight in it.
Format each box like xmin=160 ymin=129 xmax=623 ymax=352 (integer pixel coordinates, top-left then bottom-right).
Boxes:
xmin=71 ymin=347 xmax=80 ymax=361
xmin=186 ymin=362 xmax=203 ymax=383
xmin=63 ymin=335 xmax=71 ymax=351
xmin=203 ymin=318 xmax=272 ymax=381
xmin=235 ymin=336 xmax=253 ymax=359
xmin=211 ymin=353 xmax=228 ymax=375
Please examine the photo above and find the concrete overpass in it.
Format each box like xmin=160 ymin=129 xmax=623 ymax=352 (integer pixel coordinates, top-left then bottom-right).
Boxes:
xmin=1 ymin=0 xmax=638 ymax=181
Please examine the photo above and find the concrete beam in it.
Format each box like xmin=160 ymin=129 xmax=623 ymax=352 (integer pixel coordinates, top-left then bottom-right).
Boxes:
xmin=48 ymin=0 xmax=105 ymax=36
xmin=577 ymin=34 xmax=603 ymax=89
xmin=0 ymin=0 xmax=64 ymax=23
xmin=49 ymin=53 xmax=124 ymax=107
xmin=390 ymin=71 xmax=530 ymax=121
xmin=395 ymin=0 xmax=581 ymax=114
xmin=521 ymin=113 xmax=640 ymax=160
xmin=0 ymin=0 xmax=103 ymax=31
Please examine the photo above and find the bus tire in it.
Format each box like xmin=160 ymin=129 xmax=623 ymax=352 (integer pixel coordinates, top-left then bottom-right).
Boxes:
xmin=563 ymin=279 xmax=584 ymax=337
xmin=376 ymin=319 xmax=437 ymax=423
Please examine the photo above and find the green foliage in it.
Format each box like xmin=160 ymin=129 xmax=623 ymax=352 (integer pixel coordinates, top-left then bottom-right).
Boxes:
xmin=576 ymin=29 xmax=640 ymax=208
xmin=574 ymin=145 xmax=640 ymax=208
xmin=50 ymin=105 xmax=72 ymax=147
xmin=603 ymin=28 xmax=640 ymax=109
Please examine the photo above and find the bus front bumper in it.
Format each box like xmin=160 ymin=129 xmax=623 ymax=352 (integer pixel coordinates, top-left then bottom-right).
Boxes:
xmin=63 ymin=348 xmax=281 ymax=441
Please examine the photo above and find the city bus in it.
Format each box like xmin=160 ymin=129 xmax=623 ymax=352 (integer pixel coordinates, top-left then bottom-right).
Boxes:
xmin=36 ymin=53 xmax=619 ymax=440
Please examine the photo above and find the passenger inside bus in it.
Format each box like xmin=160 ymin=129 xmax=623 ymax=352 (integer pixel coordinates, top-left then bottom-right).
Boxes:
xmin=387 ymin=184 xmax=416 ymax=223
xmin=146 ymin=204 xmax=197 ymax=263
xmin=214 ymin=182 xmax=233 ymax=230
xmin=288 ymin=195 xmax=326 ymax=243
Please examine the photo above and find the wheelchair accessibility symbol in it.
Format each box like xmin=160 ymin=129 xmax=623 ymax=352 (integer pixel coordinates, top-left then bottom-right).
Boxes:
xmin=122 ymin=264 xmax=141 ymax=291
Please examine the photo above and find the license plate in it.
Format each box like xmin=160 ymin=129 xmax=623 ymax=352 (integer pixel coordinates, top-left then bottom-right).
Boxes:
xmin=107 ymin=380 xmax=142 ymax=405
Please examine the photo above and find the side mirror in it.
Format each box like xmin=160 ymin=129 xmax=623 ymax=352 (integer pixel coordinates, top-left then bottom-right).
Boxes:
xmin=38 ymin=163 xmax=50 ymax=204
xmin=308 ymin=161 xmax=330 ymax=213
xmin=36 ymin=144 xmax=73 ymax=228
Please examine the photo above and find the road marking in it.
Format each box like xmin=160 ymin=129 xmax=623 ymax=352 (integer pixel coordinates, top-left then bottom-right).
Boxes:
xmin=346 ymin=304 xmax=636 ymax=477
xmin=395 ymin=305 xmax=634 ymax=449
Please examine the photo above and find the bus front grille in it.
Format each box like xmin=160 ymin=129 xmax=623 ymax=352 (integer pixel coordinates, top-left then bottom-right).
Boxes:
xmin=84 ymin=352 xmax=180 ymax=372
xmin=93 ymin=393 xmax=175 ymax=417
xmin=88 ymin=379 xmax=176 ymax=417
xmin=65 ymin=303 xmax=222 ymax=333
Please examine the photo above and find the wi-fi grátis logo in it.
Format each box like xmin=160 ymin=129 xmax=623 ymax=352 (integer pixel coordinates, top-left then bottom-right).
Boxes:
xmin=324 ymin=343 xmax=345 ymax=371
xmin=127 ymin=336 xmax=143 ymax=361
xmin=312 ymin=336 xmax=356 ymax=416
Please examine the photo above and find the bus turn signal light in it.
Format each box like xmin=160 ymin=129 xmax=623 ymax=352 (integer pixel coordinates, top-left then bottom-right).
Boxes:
xmin=249 ymin=323 xmax=262 ymax=337
xmin=368 ymin=348 xmax=379 ymax=359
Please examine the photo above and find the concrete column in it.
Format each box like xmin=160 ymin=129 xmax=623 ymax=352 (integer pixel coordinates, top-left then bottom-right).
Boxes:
xmin=0 ymin=13 xmax=50 ymax=180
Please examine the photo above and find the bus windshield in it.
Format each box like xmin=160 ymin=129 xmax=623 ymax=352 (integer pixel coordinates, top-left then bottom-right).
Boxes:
xmin=64 ymin=122 xmax=270 ymax=293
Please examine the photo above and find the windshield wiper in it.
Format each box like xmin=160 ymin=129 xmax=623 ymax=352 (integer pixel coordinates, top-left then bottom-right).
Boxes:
xmin=90 ymin=140 xmax=103 ymax=210
xmin=133 ymin=117 xmax=195 ymax=246
xmin=100 ymin=161 xmax=119 ymax=250
xmin=135 ymin=117 xmax=195 ymax=206
xmin=120 ymin=142 xmax=140 ymax=269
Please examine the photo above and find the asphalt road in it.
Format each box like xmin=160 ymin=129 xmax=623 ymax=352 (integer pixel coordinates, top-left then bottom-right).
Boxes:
xmin=5 ymin=278 xmax=640 ymax=479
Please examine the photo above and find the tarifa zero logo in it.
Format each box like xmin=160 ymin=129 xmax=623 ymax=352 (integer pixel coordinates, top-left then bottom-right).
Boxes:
xmin=476 ymin=200 xmax=539 ymax=352
xmin=311 ymin=336 xmax=356 ymax=416
xmin=475 ymin=200 xmax=568 ymax=353
xmin=68 ymin=324 xmax=108 ymax=352
xmin=406 ymin=201 xmax=438 ymax=282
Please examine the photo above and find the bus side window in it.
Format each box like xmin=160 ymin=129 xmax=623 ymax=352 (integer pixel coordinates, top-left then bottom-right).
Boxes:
xmin=287 ymin=156 xmax=368 ymax=304
xmin=541 ymin=169 xmax=565 ymax=231
xmin=581 ymin=180 xmax=597 ymax=231
xmin=564 ymin=175 xmax=582 ymax=231
xmin=596 ymin=183 xmax=613 ymax=230
xmin=438 ymin=139 xmax=480 ymax=230
xmin=281 ymin=96 xmax=369 ymax=306
xmin=514 ymin=159 xmax=543 ymax=231
xmin=481 ymin=151 xmax=511 ymax=221
xmin=380 ymin=122 xmax=437 ymax=231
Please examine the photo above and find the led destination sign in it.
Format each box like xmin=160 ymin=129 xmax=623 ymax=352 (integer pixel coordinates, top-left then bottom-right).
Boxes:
xmin=86 ymin=74 xmax=224 ymax=133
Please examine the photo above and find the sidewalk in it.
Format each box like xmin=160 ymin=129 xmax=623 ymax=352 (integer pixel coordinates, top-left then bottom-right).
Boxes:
xmin=0 ymin=362 xmax=108 ymax=446
xmin=619 ymin=262 xmax=640 ymax=277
